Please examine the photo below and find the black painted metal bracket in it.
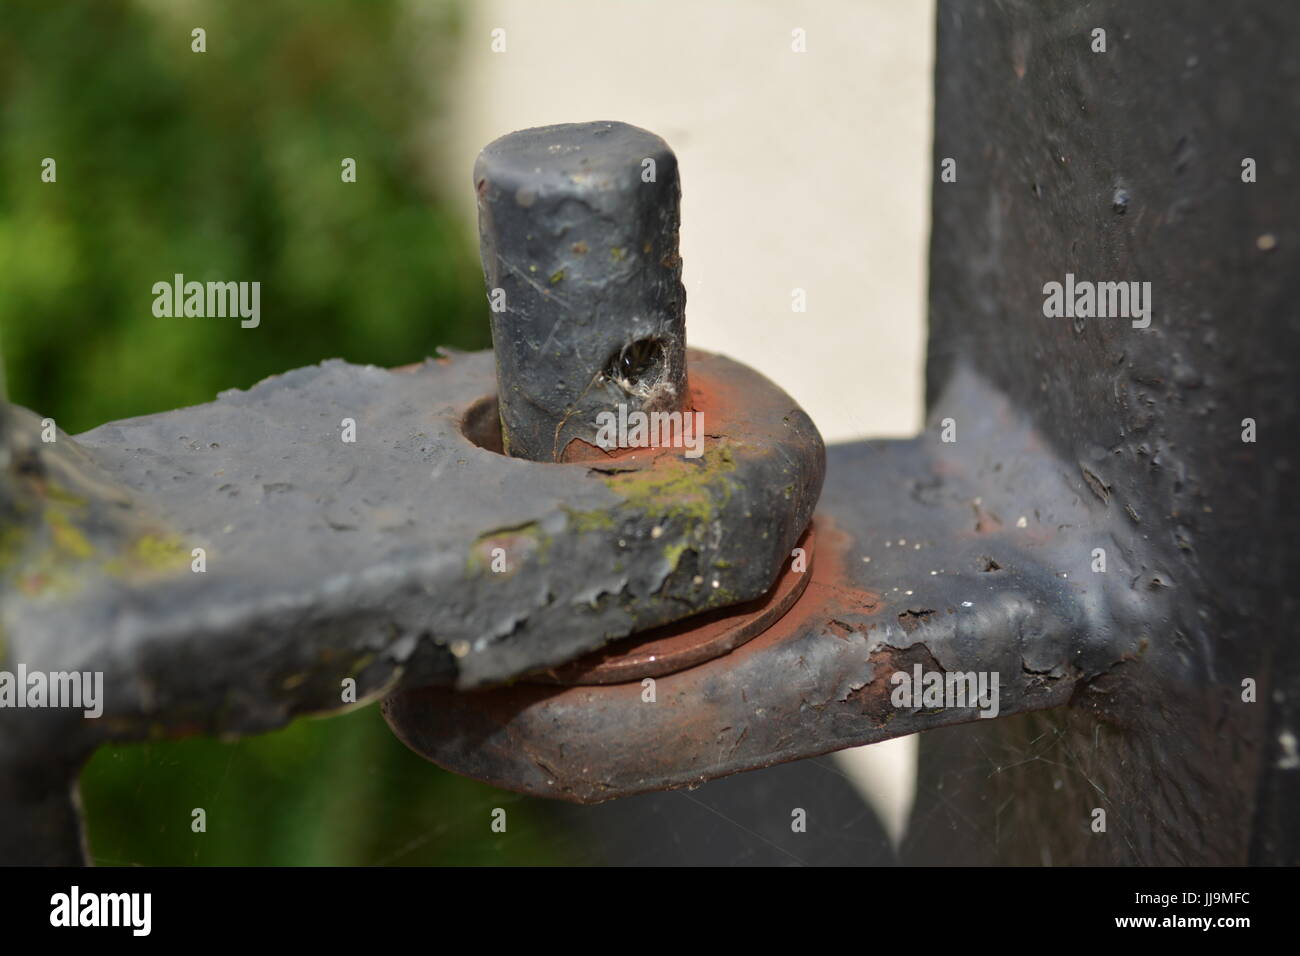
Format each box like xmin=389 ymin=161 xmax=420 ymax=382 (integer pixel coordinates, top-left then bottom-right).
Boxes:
xmin=0 ymin=344 xmax=826 ymax=862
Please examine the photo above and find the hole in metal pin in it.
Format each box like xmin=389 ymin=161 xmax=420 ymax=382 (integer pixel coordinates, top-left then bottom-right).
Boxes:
xmin=605 ymin=338 xmax=665 ymax=391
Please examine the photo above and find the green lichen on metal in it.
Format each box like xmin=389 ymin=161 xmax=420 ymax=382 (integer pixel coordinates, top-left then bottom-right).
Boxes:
xmin=602 ymin=444 xmax=740 ymax=584
xmin=662 ymin=539 xmax=692 ymax=572
xmin=552 ymin=446 xmax=745 ymax=586
xmin=0 ymin=523 xmax=27 ymax=572
xmin=43 ymin=483 xmax=88 ymax=509
xmin=127 ymin=534 xmax=190 ymax=571
xmin=599 ymin=444 xmax=737 ymax=525
xmin=46 ymin=508 xmax=94 ymax=560
xmin=9 ymin=483 xmax=189 ymax=592
xmin=7 ymin=494 xmax=94 ymax=595
xmin=461 ymin=444 xmax=754 ymax=620
xmin=560 ymin=505 xmax=616 ymax=533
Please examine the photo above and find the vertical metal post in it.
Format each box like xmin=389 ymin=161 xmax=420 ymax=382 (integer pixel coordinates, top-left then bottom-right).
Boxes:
xmin=906 ymin=0 xmax=1300 ymax=865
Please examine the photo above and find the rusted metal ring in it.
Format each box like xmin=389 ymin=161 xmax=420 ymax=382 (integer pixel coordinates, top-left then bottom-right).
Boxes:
xmin=528 ymin=523 xmax=815 ymax=685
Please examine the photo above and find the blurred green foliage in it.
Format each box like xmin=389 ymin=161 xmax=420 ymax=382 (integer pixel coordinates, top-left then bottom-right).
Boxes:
xmin=0 ymin=1 xmax=567 ymax=864
xmin=0 ymin=0 xmax=490 ymax=433
xmin=85 ymin=706 xmax=576 ymax=866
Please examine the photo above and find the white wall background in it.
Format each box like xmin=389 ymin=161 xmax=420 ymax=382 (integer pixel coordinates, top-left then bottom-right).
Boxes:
xmin=431 ymin=0 xmax=936 ymax=846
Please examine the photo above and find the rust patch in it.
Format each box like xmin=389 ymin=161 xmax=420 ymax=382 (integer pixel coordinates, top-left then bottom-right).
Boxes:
xmin=750 ymin=514 xmax=881 ymax=647
xmin=897 ymin=608 xmax=936 ymax=633
xmin=847 ymin=643 xmax=942 ymax=726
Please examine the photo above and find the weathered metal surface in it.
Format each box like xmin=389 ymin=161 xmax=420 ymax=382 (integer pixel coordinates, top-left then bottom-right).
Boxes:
xmin=0 ymin=345 xmax=821 ymax=862
xmin=900 ymin=0 xmax=1300 ymax=865
xmin=383 ymin=368 xmax=1152 ymax=802
xmin=476 ymin=121 xmax=687 ymax=461
xmin=1 ymin=349 xmax=820 ymax=701
xmin=525 ymin=524 xmax=814 ymax=685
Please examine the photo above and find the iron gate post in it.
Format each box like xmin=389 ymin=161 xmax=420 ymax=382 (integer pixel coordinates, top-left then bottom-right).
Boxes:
xmin=902 ymin=0 xmax=1300 ymax=865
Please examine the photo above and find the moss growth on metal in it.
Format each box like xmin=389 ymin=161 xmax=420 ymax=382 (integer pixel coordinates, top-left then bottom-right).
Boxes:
xmin=0 ymin=524 xmax=28 ymax=572
xmin=11 ymin=484 xmax=189 ymax=587
xmin=599 ymin=445 xmax=737 ymax=524
xmin=129 ymin=534 xmax=190 ymax=571
xmin=557 ymin=445 xmax=741 ymax=580
xmin=46 ymin=508 xmax=94 ymax=560
xmin=458 ymin=446 xmax=747 ymax=611
xmin=96 ymin=534 xmax=189 ymax=578
xmin=44 ymin=482 xmax=88 ymax=509
xmin=561 ymin=505 xmax=616 ymax=533
xmin=618 ymin=446 xmax=738 ymax=582
xmin=663 ymin=540 xmax=692 ymax=572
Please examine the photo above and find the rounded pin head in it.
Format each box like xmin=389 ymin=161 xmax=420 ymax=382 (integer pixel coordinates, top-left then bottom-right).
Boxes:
xmin=474 ymin=121 xmax=687 ymax=462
